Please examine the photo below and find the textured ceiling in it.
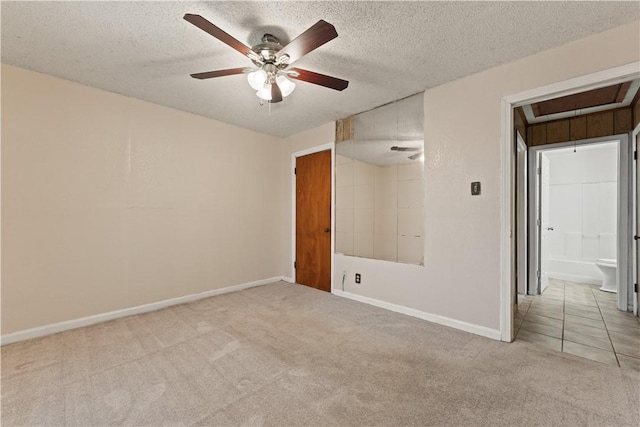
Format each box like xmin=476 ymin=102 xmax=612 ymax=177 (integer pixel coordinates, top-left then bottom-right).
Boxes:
xmin=2 ymin=1 xmax=639 ymax=137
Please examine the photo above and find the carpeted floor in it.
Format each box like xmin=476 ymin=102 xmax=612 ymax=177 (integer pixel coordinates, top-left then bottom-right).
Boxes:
xmin=2 ymin=281 xmax=639 ymax=426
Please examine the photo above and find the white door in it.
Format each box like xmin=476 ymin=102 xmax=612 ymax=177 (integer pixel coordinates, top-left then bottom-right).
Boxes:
xmin=539 ymin=153 xmax=551 ymax=293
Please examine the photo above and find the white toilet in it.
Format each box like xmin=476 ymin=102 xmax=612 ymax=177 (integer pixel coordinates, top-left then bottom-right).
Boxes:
xmin=595 ymin=259 xmax=617 ymax=293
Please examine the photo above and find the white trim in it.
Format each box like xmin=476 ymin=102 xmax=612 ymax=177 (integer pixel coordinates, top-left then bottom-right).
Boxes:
xmin=333 ymin=289 xmax=501 ymax=340
xmin=500 ymin=97 xmax=513 ymax=342
xmin=1 ymin=276 xmax=283 ymax=345
xmin=516 ymin=133 xmax=528 ymax=296
xmin=290 ymin=142 xmax=335 ymax=289
xmin=501 ymin=61 xmax=640 ymax=342
xmin=633 ymin=123 xmax=640 ymax=316
xmin=281 ymin=276 xmax=295 ymax=283
xmin=504 ymin=62 xmax=640 ymax=107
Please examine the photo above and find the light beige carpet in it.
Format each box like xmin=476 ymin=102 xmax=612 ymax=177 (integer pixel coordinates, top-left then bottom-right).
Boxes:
xmin=2 ymin=281 xmax=639 ymax=426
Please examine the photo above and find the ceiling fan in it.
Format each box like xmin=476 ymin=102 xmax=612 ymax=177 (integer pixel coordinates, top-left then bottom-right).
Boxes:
xmin=184 ymin=14 xmax=349 ymax=103
xmin=391 ymin=145 xmax=424 ymax=161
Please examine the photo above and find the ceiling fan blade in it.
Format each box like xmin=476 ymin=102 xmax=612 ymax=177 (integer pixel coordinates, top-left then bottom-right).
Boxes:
xmin=275 ymin=20 xmax=338 ymax=64
xmin=288 ymin=68 xmax=349 ymax=91
xmin=391 ymin=146 xmax=421 ymax=152
xmin=190 ymin=67 xmax=247 ymax=80
xmin=271 ymin=82 xmax=283 ymax=103
xmin=184 ymin=14 xmax=255 ymax=59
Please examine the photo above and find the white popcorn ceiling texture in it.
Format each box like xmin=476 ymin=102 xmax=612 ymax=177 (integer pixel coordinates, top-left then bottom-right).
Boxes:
xmin=2 ymin=1 xmax=639 ymax=137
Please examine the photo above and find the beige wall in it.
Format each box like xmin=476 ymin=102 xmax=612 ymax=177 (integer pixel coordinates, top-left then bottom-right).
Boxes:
xmin=334 ymin=20 xmax=640 ymax=333
xmin=4 ymin=19 xmax=639 ymax=339
xmin=1 ymin=65 xmax=285 ymax=334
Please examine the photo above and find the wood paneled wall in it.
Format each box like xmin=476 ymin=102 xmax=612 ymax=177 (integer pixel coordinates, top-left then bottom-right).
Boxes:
xmin=527 ymin=107 xmax=633 ymax=146
xmin=335 ymin=116 xmax=354 ymax=143
xmin=514 ymin=107 xmax=527 ymax=143
xmin=633 ymin=90 xmax=640 ymax=128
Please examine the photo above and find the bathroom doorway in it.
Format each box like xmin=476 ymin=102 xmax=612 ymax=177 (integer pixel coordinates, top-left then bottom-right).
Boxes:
xmin=513 ymin=135 xmax=640 ymax=366
xmin=528 ymin=135 xmax=632 ymax=312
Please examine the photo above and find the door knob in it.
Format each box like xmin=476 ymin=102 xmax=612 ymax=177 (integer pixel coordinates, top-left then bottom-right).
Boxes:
xmin=324 ymin=228 xmax=331 ymax=233
xmin=547 ymin=227 xmax=554 ymax=231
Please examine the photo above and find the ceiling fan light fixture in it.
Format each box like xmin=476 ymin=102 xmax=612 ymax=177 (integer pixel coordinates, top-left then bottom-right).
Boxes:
xmin=276 ymin=75 xmax=296 ymax=97
xmin=256 ymin=83 xmax=272 ymax=101
xmin=247 ymin=69 xmax=267 ymax=90
xmin=184 ymin=14 xmax=349 ymax=106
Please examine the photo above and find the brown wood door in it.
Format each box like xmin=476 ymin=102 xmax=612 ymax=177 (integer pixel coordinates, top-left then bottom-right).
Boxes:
xmin=296 ymin=150 xmax=331 ymax=292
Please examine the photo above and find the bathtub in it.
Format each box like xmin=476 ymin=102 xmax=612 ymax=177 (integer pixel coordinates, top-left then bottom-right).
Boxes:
xmin=547 ymin=258 xmax=604 ymax=285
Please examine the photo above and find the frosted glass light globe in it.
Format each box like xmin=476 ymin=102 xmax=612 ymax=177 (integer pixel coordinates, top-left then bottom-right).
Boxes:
xmin=256 ymin=83 xmax=272 ymax=101
xmin=247 ymin=70 xmax=267 ymax=91
xmin=276 ymin=75 xmax=296 ymax=97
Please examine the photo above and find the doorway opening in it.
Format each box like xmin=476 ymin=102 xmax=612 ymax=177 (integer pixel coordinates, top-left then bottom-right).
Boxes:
xmin=501 ymin=62 xmax=640 ymax=343
xmin=513 ymin=137 xmax=640 ymax=365
xmin=527 ymin=136 xmax=630 ymax=305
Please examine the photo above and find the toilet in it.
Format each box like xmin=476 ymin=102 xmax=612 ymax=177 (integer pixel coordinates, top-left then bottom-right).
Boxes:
xmin=595 ymin=259 xmax=617 ymax=293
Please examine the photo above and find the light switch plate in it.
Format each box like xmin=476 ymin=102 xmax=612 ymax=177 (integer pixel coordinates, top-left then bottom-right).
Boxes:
xmin=471 ymin=182 xmax=481 ymax=195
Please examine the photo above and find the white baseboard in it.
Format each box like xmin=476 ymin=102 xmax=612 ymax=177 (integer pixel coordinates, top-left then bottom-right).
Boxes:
xmin=1 ymin=276 xmax=284 ymax=346
xmin=332 ymin=289 xmax=501 ymax=341
xmin=281 ymin=276 xmax=295 ymax=283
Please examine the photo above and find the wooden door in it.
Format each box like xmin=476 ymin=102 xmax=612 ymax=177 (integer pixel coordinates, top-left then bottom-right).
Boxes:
xmin=296 ymin=150 xmax=331 ymax=292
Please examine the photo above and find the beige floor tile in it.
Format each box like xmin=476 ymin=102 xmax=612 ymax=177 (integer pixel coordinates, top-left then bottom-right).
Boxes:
xmin=562 ymin=341 xmax=618 ymax=366
xmin=539 ymin=294 xmax=564 ymax=303
xmin=520 ymin=320 xmax=562 ymax=339
xmin=517 ymin=280 xmax=640 ymax=369
xmin=514 ymin=316 xmax=525 ymax=330
xmin=566 ymin=296 xmax=595 ymax=304
xmin=564 ymin=314 xmax=606 ymax=330
xmin=527 ymin=307 xmax=564 ymax=321
xmin=617 ymin=354 xmax=640 ymax=373
xmin=540 ymin=297 xmax=564 ymax=305
xmin=516 ymin=329 xmax=562 ymax=352
xmin=564 ymin=301 xmax=599 ymax=311
xmin=563 ymin=329 xmax=613 ymax=352
xmin=564 ymin=280 xmax=592 ymax=287
xmin=602 ymin=317 xmax=640 ymax=333
xmin=597 ymin=300 xmax=619 ymax=311
xmin=609 ymin=331 xmax=640 ymax=359
xmin=605 ymin=322 xmax=640 ymax=336
xmin=565 ymin=294 xmax=595 ymax=301
xmin=594 ymin=290 xmax=617 ymax=299
xmin=564 ymin=305 xmax=602 ymax=321
xmin=600 ymin=311 xmax=640 ymax=325
xmin=563 ymin=322 xmax=609 ymax=340
xmin=524 ymin=313 xmax=563 ymax=329
xmin=565 ymin=299 xmax=597 ymax=308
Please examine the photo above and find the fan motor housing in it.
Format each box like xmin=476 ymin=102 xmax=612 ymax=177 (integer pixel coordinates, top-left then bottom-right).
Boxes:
xmin=252 ymin=33 xmax=283 ymax=63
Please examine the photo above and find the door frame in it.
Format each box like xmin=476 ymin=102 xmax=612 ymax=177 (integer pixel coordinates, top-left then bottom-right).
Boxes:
xmin=528 ymin=136 xmax=630 ymax=306
xmin=516 ymin=133 xmax=528 ymax=296
xmin=633 ymin=123 xmax=640 ymax=316
xmin=291 ymin=143 xmax=335 ymax=291
xmin=500 ymin=61 xmax=640 ymax=342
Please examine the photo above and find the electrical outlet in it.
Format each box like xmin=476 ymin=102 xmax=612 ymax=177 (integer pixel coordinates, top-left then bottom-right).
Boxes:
xmin=355 ymin=273 xmax=361 ymax=284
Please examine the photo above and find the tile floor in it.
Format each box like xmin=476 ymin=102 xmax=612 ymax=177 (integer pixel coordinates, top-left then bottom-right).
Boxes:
xmin=515 ymin=278 xmax=640 ymax=371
